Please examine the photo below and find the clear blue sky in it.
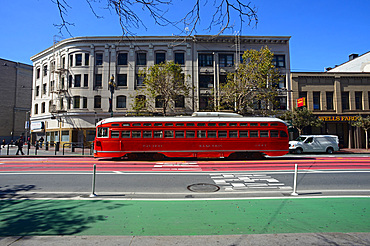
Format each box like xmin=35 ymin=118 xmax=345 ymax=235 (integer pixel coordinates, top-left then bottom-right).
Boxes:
xmin=1 ymin=0 xmax=369 ymax=72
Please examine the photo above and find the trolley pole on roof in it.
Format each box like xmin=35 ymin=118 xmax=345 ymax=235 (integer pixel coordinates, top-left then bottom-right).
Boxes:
xmin=108 ymin=75 xmax=116 ymax=117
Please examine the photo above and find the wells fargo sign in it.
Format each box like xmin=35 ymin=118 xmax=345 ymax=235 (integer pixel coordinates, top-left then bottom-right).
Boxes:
xmin=318 ymin=115 xmax=360 ymax=122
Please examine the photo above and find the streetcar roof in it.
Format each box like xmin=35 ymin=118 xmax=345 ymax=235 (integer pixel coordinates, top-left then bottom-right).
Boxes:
xmin=97 ymin=116 xmax=287 ymax=126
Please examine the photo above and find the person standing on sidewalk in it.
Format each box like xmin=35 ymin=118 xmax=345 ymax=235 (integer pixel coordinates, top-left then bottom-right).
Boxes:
xmin=16 ymin=138 xmax=25 ymax=155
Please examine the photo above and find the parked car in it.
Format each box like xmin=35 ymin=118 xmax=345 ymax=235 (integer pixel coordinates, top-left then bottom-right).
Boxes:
xmin=289 ymin=135 xmax=339 ymax=154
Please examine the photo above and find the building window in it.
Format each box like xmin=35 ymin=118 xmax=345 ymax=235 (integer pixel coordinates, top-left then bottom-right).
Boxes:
xmin=137 ymin=53 xmax=147 ymax=66
xmin=43 ymin=65 xmax=48 ymax=76
xmin=95 ymin=53 xmax=103 ymax=66
xmin=68 ymin=75 xmax=73 ymax=88
xmin=136 ymin=74 xmax=145 ymax=87
xmin=274 ymin=97 xmax=287 ymax=110
xmin=36 ymin=68 xmax=40 ymax=79
xmin=73 ymin=96 xmax=80 ymax=108
xmin=117 ymin=53 xmax=128 ymax=65
xmin=34 ymin=104 xmax=38 ymax=114
xmin=313 ymin=92 xmax=320 ymax=110
xmin=41 ymin=102 xmax=46 ymax=113
xmin=273 ymin=55 xmax=285 ymax=68
xmin=355 ymin=91 xmax=363 ymax=110
xmin=82 ymin=97 xmax=87 ymax=108
xmin=67 ymin=97 xmax=71 ymax=109
xmin=42 ymin=83 xmax=47 ymax=95
xmin=75 ymin=54 xmax=82 ymax=66
xmin=94 ymin=96 xmax=101 ymax=108
xmin=219 ymin=54 xmax=234 ymax=67
xmin=326 ymin=92 xmax=334 ymax=110
xmin=342 ymin=92 xmax=349 ymax=110
xmin=85 ymin=54 xmax=89 ymax=66
xmin=199 ymin=75 xmax=214 ymax=88
xmin=117 ymin=95 xmax=127 ymax=108
xmin=83 ymin=74 xmax=88 ymax=87
xmin=117 ymin=74 xmax=127 ymax=86
xmin=36 ymin=86 xmax=40 ymax=97
xmin=198 ymin=54 xmax=213 ymax=67
xmin=95 ymin=74 xmax=102 ymax=88
xmin=175 ymin=53 xmax=185 ymax=65
xmin=74 ymin=74 xmax=81 ymax=87
xmin=155 ymin=52 xmax=166 ymax=64
xmin=62 ymin=57 xmax=66 ymax=68
xmin=155 ymin=95 xmax=163 ymax=108
xmin=175 ymin=95 xmax=185 ymax=108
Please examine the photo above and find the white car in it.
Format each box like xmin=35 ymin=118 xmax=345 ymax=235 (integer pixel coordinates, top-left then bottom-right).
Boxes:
xmin=289 ymin=135 xmax=339 ymax=154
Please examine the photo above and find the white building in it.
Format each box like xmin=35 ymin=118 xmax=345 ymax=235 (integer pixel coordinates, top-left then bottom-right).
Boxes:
xmin=30 ymin=35 xmax=291 ymax=145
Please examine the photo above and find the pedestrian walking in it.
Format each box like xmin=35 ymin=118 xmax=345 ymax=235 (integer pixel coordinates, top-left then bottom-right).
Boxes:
xmin=2 ymin=139 xmax=5 ymax=148
xmin=16 ymin=138 xmax=24 ymax=155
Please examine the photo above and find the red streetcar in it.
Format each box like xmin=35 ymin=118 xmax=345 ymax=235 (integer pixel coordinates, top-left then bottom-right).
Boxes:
xmin=94 ymin=112 xmax=289 ymax=159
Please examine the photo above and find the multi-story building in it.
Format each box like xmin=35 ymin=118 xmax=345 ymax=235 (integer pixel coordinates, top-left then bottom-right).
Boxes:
xmin=30 ymin=35 xmax=291 ymax=145
xmin=291 ymin=52 xmax=370 ymax=148
xmin=0 ymin=58 xmax=33 ymax=143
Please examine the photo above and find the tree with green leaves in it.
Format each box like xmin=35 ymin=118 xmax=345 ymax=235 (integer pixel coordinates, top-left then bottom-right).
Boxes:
xmin=280 ymin=107 xmax=323 ymax=135
xmin=351 ymin=115 xmax=370 ymax=150
xmin=138 ymin=61 xmax=191 ymax=116
xmin=220 ymin=46 xmax=281 ymax=116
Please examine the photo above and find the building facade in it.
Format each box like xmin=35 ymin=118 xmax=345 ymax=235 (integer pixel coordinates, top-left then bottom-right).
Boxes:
xmin=291 ymin=52 xmax=370 ymax=148
xmin=30 ymin=35 xmax=291 ymax=145
xmin=0 ymin=58 xmax=33 ymax=143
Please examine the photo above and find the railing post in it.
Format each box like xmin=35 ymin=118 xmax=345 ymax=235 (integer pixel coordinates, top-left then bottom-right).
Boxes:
xmin=291 ymin=164 xmax=298 ymax=196
xmin=90 ymin=164 xmax=97 ymax=197
xmin=7 ymin=144 xmax=10 ymax=155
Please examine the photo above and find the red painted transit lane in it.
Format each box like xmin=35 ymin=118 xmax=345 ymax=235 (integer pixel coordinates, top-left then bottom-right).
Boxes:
xmin=1 ymin=156 xmax=370 ymax=172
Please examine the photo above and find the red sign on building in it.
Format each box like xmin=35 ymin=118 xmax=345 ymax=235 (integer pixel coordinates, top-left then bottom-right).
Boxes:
xmin=297 ymin=97 xmax=306 ymax=107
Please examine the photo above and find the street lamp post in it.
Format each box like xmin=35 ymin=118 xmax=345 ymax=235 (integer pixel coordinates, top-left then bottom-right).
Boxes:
xmin=108 ymin=75 xmax=116 ymax=117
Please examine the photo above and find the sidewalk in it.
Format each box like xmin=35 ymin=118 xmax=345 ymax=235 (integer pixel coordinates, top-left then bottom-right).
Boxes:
xmin=0 ymin=198 xmax=369 ymax=245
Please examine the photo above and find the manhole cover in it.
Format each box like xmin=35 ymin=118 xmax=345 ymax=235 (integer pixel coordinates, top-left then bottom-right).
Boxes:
xmin=187 ymin=183 xmax=220 ymax=192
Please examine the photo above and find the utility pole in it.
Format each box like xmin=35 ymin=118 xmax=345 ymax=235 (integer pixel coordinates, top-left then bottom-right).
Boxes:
xmin=108 ymin=75 xmax=116 ymax=117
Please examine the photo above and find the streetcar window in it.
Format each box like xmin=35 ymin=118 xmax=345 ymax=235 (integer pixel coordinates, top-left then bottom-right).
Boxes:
xmin=218 ymin=131 xmax=227 ymax=138
xmin=240 ymin=131 xmax=249 ymax=138
xmin=97 ymin=128 xmax=109 ymax=138
xmin=175 ymin=131 xmax=185 ymax=138
xmin=164 ymin=130 xmax=174 ymax=138
xmin=122 ymin=123 xmax=130 ymax=126
xmin=208 ymin=131 xmax=217 ymax=138
xmin=280 ymin=131 xmax=288 ymax=138
xmin=121 ymin=131 xmax=130 ymax=138
xmin=154 ymin=131 xmax=163 ymax=138
xmin=132 ymin=131 xmax=141 ymax=138
xmin=229 ymin=131 xmax=238 ymax=138
xmin=250 ymin=130 xmax=258 ymax=137
xmin=197 ymin=123 xmax=206 ymax=126
xmin=219 ymin=123 xmax=227 ymax=126
xmin=229 ymin=123 xmax=237 ymax=126
xmin=111 ymin=131 xmax=120 ymax=138
xmin=240 ymin=123 xmax=248 ymax=126
xmin=250 ymin=123 xmax=258 ymax=126
xmin=186 ymin=131 xmax=195 ymax=138
xmin=261 ymin=123 xmax=268 ymax=126
xmin=165 ymin=123 xmax=173 ymax=126
xmin=271 ymin=123 xmax=278 ymax=126
xmin=143 ymin=123 xmax=152 ymax=126
xmin=198 ymin=130 xmax=206 ymax=138
xmin=270 ymin=130 xmax=279 ymax=138
xmin=143 ymin=131 xmax=152 ymax=138
xmin=132 ymin=123 xmax=141 ymax=126
xmin=208 ymin=123 xmax=216 ymax=126
xmin=260 ymin=130 xmax=269 ymax=137
xmin=187 ymin=123 xmax=195 ymax=126
xmin=176 ymin=123 xmax=185 ymax=126
xmin=154 ymin=123 xmax=162 ymax=126
xmin=111 ymin=124 xmax=120 ymax=127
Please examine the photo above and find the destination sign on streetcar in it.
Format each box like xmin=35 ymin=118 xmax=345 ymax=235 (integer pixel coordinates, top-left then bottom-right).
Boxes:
xmin=94 ymin=112 xmax=289 ymax=159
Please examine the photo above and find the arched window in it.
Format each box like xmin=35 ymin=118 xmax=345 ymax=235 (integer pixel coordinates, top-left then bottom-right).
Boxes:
xmin=155 ymin=95 xmax=164 ymax=108
xmin=117 ymin=95 xmax=127 ymax=108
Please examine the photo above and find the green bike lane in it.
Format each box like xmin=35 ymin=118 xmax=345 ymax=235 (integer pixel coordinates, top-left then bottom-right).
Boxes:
xmin=0 ymin=197 xmax=369 ymax=237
